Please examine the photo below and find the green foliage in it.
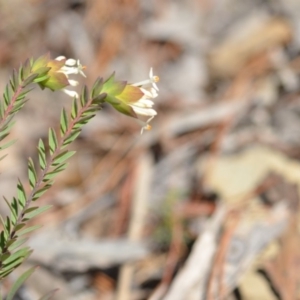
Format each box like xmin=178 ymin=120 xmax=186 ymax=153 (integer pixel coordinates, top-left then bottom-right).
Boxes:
xmin=6 ymin=266 xmax=36 ymax=300
xmin=0 ymin=56 xmax=109 ymax=296
xmin=0 ymin=55 xmax=53 ymax=146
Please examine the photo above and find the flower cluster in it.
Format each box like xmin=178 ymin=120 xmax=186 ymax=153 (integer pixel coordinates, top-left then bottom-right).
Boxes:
xmin=102 ymin=68 xmax=159 ymax=134
xmin=130 ymin=68 xmax=159 ymax=133
xmin=31 ymin=54 xmax=159 ymax=134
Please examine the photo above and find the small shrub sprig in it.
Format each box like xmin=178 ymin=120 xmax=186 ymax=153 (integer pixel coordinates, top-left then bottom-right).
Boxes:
xmin=0 ymin=87 xmax=106 ymax=281
xmin=0 ymin=54 xmax=159 ymax=299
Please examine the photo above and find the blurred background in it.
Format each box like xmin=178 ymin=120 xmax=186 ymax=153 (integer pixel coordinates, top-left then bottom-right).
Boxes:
xmin=1 ymin=0 xmax=300 ymax=299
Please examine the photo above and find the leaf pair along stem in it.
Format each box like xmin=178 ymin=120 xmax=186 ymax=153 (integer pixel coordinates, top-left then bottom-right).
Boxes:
xmin=0 ymin=86 xmax=105 ymax=278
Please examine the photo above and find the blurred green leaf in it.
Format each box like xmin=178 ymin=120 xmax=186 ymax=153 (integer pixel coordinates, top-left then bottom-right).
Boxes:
xmin=48 ymin=128 xmax=58 ymax=155
xmin=28 ymin=158 xmax=37 ymax=189
xmin=52 ymin=150 xmax=75 ymax=166
xmin=38 ymin=139 xmax=46 ymax=170
xmin=23 ymin=205 xmax=52 ymax=219
xmin=18 ymin=225 xmax=42 ymax=236
xmin=17 ymin=181 xmax=26 ymax=209
xmin=6 ymin=266 xmax=36 ymax=300
xmin=60 ymin=108 xmax=68 ymax=136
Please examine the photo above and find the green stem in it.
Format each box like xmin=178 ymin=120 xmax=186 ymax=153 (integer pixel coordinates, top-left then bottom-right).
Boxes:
xmin=3 ymin=96 xmax=97 ymax=253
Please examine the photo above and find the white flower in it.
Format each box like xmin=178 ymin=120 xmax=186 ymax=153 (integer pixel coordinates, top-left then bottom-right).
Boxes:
xmin=62 ymin=89 xmax=79 ymax=98
xmin=130 ymin=69 xmax=159 ymax=134
xmin=55 ymin=56 xmax=86 ymax=98
xmin=55 ymin=56 xmax=86 ymax=77
xmin=103 ymin=67 xmax=159 ymax=134
xmin=131 ymin=67 xmax=159 ymax=91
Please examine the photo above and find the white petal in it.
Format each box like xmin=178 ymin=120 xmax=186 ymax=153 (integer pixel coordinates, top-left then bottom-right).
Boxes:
xmin=79 ymin=69 xmax=87 ymax=78
xmin=55 ymin=56 xmax=66 ymax=61
xmin=146 ymin=87 xmax=159 ymax=98
xmin=149 ymin=67 xmax=153 ymax=78
xmin=60 ymin=66 xmax=79 ymax=75
xmin=140 ymin=88 xmax=154 ymax=98
xmin=132 ymin=99 xmax=154 ymax=108
xmin=140 ymin=88 xmax=158 ymax=99
xmin=63 ymin=89 xmax=79 ymax=98
xmin=65 ymin=58 xmax=77 ymax=66
xmin=132 ymin=106 xmax=157 ymax=116
xmin=68 ymin=79 xmax=79 ymax=86
xmin=152 ymin=81 xmax=159 ymax=91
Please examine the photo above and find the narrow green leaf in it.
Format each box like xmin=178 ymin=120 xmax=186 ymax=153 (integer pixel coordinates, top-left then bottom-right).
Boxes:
xmin=0 ymin=267 xmax=15 ymax=279
xmin=80 ymin=86 xmax=89 ymax=107
xmin=92 ymin=92 xmax=107 ymax=104
xmin=18 ymin=225 xmax=42 ymax=236
xmin=5 ymin=217 xmax=11 ymax=235
xmin=8 ymin=237 xmax=28 ymax=251
xmin=2 ymin=97 xmax=8 ymax=112
xmin=71 ymin=99 xmax=78 ymax=119
xmin=11 ymin=197 xmax=19 ymax=220
xmin=34 ymin=74 xmax=50 ymax=83
xmin=11 ymin=69 xmax=19 ymax=89
xmin=32 ymin=183 xmax=53 ymax=201
xmin=3 ymin=85 xmax=12 ymax=106
xmin=38 ymin=139 xmax=46 ymax=170
xmin=82 ymin=106 xmax=99 ymax=114
xmin=22 ymin=73 xmax=39 ymax=87
xmin=17 ymin=180 xmax=26 ymax=209
xmin=2 ymin=254 xmax=30 ymax=272
xmin=22 ymin=58 xmax=32 ymax=79
xmin=0 ymin=120 xmax=16 ymax=134
xmin=73 ymin=114 xmax=95 ymax=129
xmin=0 ymin=140 xmax=16 ymax=150
xmin=6 ymin=266 xmax=36 ymax=300
xmin=19 ymin=66 xmax=25 ymax=81
xmin=0 ymin=102 xmax=4 ymax=118
xmin=52 ymin=150 xmax=75 ymax=166
xmin=28 ymin=158 xmax=37 ymax=189
xmin=3 ymin=197 xmax=17 ymax=225
xmin=0 ymin=133 xmax=9 ymax=142
xmin=0 ymin=133 xmax=13 ymax=145
xmin=23 ymin=205 xmax=52 ymax=219
xmin=0 ymin=252 xmax=10 ymax=263
xmin=0 ymin=154 xmax=7 ymax=161
xmin=48 ymin=128 xmax=58 ymax=155
xmin=6 ymin=238 xmax=17 ymax=249
xmin=17 ymin=180 xmax=27 ymax=208
xmin=60 ymin=108 xmax=68 ymax=136
xmin=62 ymin=129 xmax=81 ymax=147
xmin=0 ymin=231 xmax=7 ymax=250
xmin=2 ymin=247 xmax=30 ymax=265
xmin=43 ymin=163 xmax=67 ymax=181
xmin=33 ymin=66 xmax=51 ymax=77
xmin=14 ymin=223 xmax=26 ymax=232
xmin=0 ymin=215 xmax=8 ymax=238
xmin=10 ymin=99 xmax=27 ymax=114
xmin=91 ymin=77 xmax=103 ymax=98
xmin=17 ymin=87 xmax=34 ymax=100
xmin=23 ymin=206 xmax=39 ymax=214
xmin=9 ymin=79 xmax=15 ymax=92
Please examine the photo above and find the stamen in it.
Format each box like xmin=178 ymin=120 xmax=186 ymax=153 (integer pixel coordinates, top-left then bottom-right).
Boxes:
xmin=153 ymin=75 xmax=159 ymax=83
